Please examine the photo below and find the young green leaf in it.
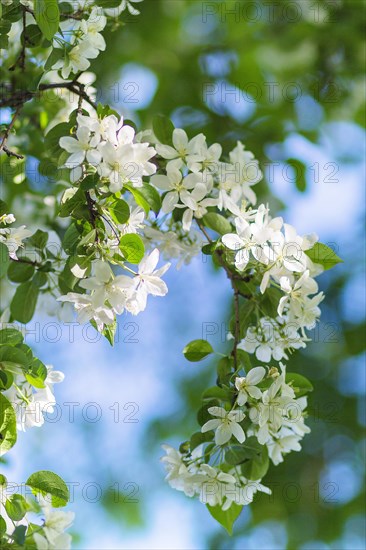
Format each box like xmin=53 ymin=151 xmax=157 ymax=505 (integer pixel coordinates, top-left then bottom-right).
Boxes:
xmin=138 ymin=183 xmax=162 ymax=216
xmin=11 ymin=525 xmax=27 ymax=545
xmin=124 ymin=184 xmax=150 ymax=215
xmin=285 ymin=372 xmax=314 ymax=397
xmin=190 ymin=431 xmax=214 ymax=452
xmin=34 ymin=0 xmax=60 ymax=41
xmin=183 ymin=339 xmax=214 ymax=362
xmin=305 ymin=242 xmax=343 ymax=270
xmin=28 ymin=229 xmax=48 ymax=250
xmin=202 ymin=212 xmax=232 ymax=235
xmin=8 ymin=260 xmax=35 ymax=282
xmin=0 ymin=328 xmax=24 ymax=346
xmin=241 ymin=446 xmax=270 ymax=480
xmin=119 ymin=234 xmax=145 ymax=264
xmin=153 ymin=114 xmax=175 ymax=146
xmin=26 ymin=470 xmax=70 ymax=508
xmin=10 ymin=281 xmax=39 ymax=324
xmin=0 ymin=345 xmax=29 ymax=367
xmin=206 ymin=502 xmax=242 ymax=535
xmin=108 ymin=199 xmax=130 ymax=225
xmin=225 ymin=437 xmax=263 ymax=465
xmin=0 ymin=393 xmax=17 ymax=456
xmin=5 ymin=494 xmax=28 ymax=521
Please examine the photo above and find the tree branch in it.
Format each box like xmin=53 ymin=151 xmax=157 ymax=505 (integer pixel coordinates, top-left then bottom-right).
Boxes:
xmin=196 ymin=218 xmax=255 ymax=369
xmin=0 ymin=82 xmax=97 ymax=110
xmin=0 ymin=106 xmax=24 ymax=159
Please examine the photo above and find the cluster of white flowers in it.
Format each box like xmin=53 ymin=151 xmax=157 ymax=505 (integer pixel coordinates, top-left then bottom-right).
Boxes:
xmin=201 ymin=365 xmax=309 ymax=466
xmin=161 ymin=444 xmax=271 ymax=511
xmin=58 ymin=249 xmax=170 ymax=330
xmin=153 ymin=129 xmax=263 ymax=229
xmin=245 ymin=365 xmax=310 ymax=465
xmin=53 ymin=7 xmax=107 ymax=79
xmin=143 ymin=226 xmax=203 ymax=269
xmin=221 ymin=205 xmax=324 ymax=361
xmin=5 ymin=366 xmax=64 ymax=432
xmin=0 ymin=213 xmax=32 ymax=259
xmin=162 ymin=364 xmax=310 ymax=510
xmin=60 ymin=113 xmax=157 ymax=186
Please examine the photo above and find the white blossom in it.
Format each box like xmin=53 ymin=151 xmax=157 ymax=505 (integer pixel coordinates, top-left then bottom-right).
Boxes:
xmin=235 ymin=367 xmax=266 ymax=405
xmin=201 ymin=406 xmax=245 ymax=445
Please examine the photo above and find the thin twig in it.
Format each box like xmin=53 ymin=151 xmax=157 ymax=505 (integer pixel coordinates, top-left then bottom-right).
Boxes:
xmin=196 ymin=219 xmax=253 ymax=368
xmin=0 ymin=82 xmax=97 ymax=110
xmin=0 ymin=106 xmax=24 ymax=159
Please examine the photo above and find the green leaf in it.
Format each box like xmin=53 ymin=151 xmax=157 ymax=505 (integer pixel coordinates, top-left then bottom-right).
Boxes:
xmin=183 ymin=339 xmax=214 ymax=362
xmin=5 ymin=494 xmax=28 ymax=521
xmin=0 ymin=515 xmax=7 ymax=536
xmin=59 ymin=188 xmax=86 ymax=218
xmin=10 ymin=281 xmax=39 ymax=324
xmin=226 ymin=437 xmax=263 ymax=465
xmin=124 ymin=184 xmax=150 ymax=215
xmin=26 ymin=358 xmax=47 ymax=389
xmin=202 ymin=386 xmax=231 ymax=400
xmin=287 ymin=158 xmax=307 ymax=192
xmin=153 ymin=114 xmax=175 ymax=146
xmin=202 ymin=212 xmax=232 ymax=235
xmin=0 ymin=394 xmax=17 ymax=456
xmin=108 ymin=199 xmax=130 ymax=225
xmin=21 ymin=24 xmax=43 ymax=48
xmin=0 ymin=371 xmax=14 ymax=391
xmin=217 ymin=356 xmax=234 ymax=385
xmin=0 ymin=345 xmax=29 ymax=367
xmin=11 ymin=525 xmax=27 ymax=545
xmin=241 ymin=448 xmax=270 ymax=480
xmin=190 ymin=431 xmax=214 ymax=451
xmin=33 ymin=271 xmax=48 ymax=288
xmin=26 ymin=470 xmax=70 ymax=508
xmin=8 ymin=260 xmax=35 ymax=282
xmin=206 ymin=502 xmax=242 ymax=535
xmin=0 ymin=328 xmax=24 ymax=346
xmin=34 ymin=0 xmax=60 ymax=40
xmin=79 ymin=172 xmax=99 ymax=191
xmin=44 ymin=122 xmax=71 ymax=153
xmin=138 ymin=183 xmax=161 ymax=216
xmin=119 ymin=234 xmax=145 ymax=264
xmin=286 ymin=372 xmax=314 ymax=397
xmin=305 ymin=242 xmax=343 ymax=270
xmin=0 ymin=242 xmax=9 ymax=278
xmin=28 ymin=229 xmax=48 ymax=250
xmin=259 ymin=287 xmax=282 ymax=318
xmin=62 ymin=223 xmax=81 ymax=254
xmin=76 ymin=229 xmax=97 ymax=254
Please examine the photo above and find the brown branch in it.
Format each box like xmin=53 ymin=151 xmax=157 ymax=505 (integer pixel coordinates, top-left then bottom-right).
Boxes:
xmin=0 ymin=106 xmax=24 ymax=159
xmin=39 ymin=82 xmax=97 ymax=109
xmin=0 ymin=82 xmax=97 ymax=110
xmin=196 ymin=219 xmax=253 ymax=369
